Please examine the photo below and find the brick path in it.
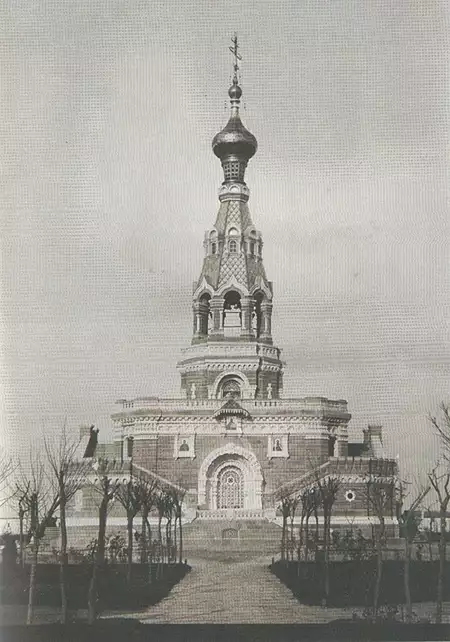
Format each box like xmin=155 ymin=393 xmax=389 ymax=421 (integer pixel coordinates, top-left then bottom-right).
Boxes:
xmin=126 ymin=557 xmax=358 ymax=624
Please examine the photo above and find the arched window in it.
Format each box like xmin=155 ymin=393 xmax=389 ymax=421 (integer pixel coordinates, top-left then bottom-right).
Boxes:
xmin=273 ymin=439 xmax=282 ymax=452
xmin=229 ymin=239 xmax=238 ymax=253
xmin=249 ymin=241 xmax=255 ymax=255
xmin=221 ymin=379 xmax=241 ymax=399
xmin=210 ymin=230 xmax=218 ymax=256
xmin=179 ymin=440 xmax=189 ymax=452
xmin=219 ymin=374 xmax=243 ymax=399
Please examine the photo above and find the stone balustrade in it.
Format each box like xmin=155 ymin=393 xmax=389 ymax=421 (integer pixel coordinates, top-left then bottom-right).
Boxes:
xmin=114 ymin=396 xmax=349 ymax=414
xmin=179 ymin=343 xmax=281 ymax=360
xmin=196 ymin=508 xmax=266 ymax=520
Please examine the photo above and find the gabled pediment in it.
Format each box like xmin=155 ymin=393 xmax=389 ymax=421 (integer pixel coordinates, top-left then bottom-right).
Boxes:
xmin=193 ymin=276 xmax=214 ymax=300
xmin=216 ymin=275 xmax=249 ymax=297
xmin=213 ymin=397 xmax=251 ymax=419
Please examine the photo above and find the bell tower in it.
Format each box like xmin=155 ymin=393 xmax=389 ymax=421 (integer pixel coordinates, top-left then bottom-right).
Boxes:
xmin=178 ymin=37 xmax=283 ymax=401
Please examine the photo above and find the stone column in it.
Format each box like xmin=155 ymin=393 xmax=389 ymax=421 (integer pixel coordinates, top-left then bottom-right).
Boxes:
xmin=260 ymin=301 xmax=273 ymax=342
xmin=336 ymin=427 xmax=348 ymax=457
xmin=192 ymin=301 xmax=209 ymax=340
xmin=209 ymin=297 xmax=224 ymax=339
xmin=240 ymin=296 xmax=253 ymax=340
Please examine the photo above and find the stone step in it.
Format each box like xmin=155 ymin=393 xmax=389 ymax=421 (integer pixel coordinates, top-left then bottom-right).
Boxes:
xmin=183 ymin=518 xmax=282 ymax=555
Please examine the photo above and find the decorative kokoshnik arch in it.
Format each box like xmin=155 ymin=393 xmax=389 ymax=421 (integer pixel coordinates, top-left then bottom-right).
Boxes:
xmin=198 ymin=443 xmax=263 ymax=509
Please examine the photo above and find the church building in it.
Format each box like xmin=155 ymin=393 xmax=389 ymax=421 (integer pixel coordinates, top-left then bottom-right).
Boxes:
xmin=76 ymin=45 xmax=397 ymax=550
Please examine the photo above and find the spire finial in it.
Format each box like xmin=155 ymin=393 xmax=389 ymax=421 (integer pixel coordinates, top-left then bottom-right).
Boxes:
xmin=212 ymin=37 xmax=257 ymax=186
xmin=229 ymin=34 xmax=242 ymax=84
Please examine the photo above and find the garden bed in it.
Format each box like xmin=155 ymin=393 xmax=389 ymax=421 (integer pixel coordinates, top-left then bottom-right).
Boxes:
xmin=0 ymin=562 xmax=190 ymax=611
xmin=270 ymin=560 xmax=450 ymax=607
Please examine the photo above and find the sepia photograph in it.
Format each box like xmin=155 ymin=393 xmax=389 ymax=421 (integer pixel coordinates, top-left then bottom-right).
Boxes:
xmin=0 ymin=1 xmax=449 ymax=640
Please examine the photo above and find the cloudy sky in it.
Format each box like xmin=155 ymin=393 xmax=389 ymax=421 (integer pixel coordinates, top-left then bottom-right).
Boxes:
xmin=1 ymin=0 xmax=449 ymax=483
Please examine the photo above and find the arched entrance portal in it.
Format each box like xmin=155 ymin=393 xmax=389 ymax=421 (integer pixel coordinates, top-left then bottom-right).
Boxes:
xmin=198 ymin=444 xmax=263 ymax=511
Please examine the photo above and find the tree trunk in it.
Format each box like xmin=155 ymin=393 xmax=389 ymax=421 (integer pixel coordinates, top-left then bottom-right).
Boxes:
xmin=141 ymin=507 xmax=148 ymax=563
xmin=427 ymin=531 xmax=433 ymax=562
xmin=178 ymin=511 xmax=183 ymax=564
xmin=26 ymin=539 xmax=39 ymax=625
xmin=305 ymin=514 xmax=310 ymax=562
xmin=126 ymin=512 xmax=133 ymax=586
xmin=323 ymin=510 xmax=330 ymax=604
xmin=19 ymin=507 xmax=25 ymax=568
xmin=157 ymin=515 xmax=163 ymax=577
xmin=59 ymin=494 xmax=69 ymax=624
xmin=165 ymin=518 xmax=170 ymax=563
xmin=314 ymin=507 xmax=319 ymax=543
xmin=88 ymin=498 xmax=107 ymax=624
xmin=289 ymin=509 xmax=295 ymax=562
xmin=146 ymin=517 xmax=153 ymax=582
xmin=404 ymin=537 xmax=412 ymax=623
xmin=373 ymin=528 xmax=384 ymax=620
xmin=281 ymin=515 xmax=287 ymax=561
xmin=173 ymin=515 xmax=178 ymax=561
xmin=436 ymin=511 xmax=446 ymax=624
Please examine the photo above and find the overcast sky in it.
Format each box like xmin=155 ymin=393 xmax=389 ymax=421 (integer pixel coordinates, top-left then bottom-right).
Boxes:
xmin=1 ymin=0 xmax=449 ymax=483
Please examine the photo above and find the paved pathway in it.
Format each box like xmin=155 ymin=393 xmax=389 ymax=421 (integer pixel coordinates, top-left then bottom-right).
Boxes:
xmin=112 ymin=557 xmax=358 ymax=624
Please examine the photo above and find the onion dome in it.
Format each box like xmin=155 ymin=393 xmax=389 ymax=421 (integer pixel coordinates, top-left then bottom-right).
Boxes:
xmin=212 ymin=77 xmax=258 ymax=184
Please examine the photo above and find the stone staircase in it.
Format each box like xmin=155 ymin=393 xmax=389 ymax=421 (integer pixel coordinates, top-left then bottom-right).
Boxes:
xmin=183 ymin=517 xmax=282 ymax=557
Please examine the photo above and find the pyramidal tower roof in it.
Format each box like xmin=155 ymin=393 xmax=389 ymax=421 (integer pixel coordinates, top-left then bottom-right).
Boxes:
xmin=194 ymin=36 xmax=271 ymax=300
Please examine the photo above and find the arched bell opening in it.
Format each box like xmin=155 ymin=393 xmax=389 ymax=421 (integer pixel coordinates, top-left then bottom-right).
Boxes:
xmin=199 ymin=293 xmax=211 ymax=336
xmin=223 ymin=290 xmax=242 ymax=337
xmin=193 ymin=292 xmax=212 ymax=340
xmin=252 ymin=290 xmax=264 ymax=338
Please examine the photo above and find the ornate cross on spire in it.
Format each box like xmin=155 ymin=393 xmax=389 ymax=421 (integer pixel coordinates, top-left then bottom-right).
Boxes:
xmin=229 ymin=34 xmax=242 ymax=82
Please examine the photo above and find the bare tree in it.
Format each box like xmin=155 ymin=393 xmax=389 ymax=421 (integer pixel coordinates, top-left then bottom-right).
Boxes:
xmin=428 ymin=404 xmax=450 ymax=624
xmin=87 ymin=459 xmax=121 ymax=624
xmin=168 ymin=487 xmax=186 ymax=564
xmin=365 ymin=476 xmax=396 ymax=620
xmin=428 ymin=464 xmax=450 ymax=624
xmin=315 ymin=476 xmax=340 ymax=604
xmin=397 ymin=482 xmax=429 ymax=623
xmin=429 ymin=403 xmax=450 ymax=458
xmin=299 ymin=487 xmax=320 ymax=562
xmin=44 ymin=430 xmax=89 ymax=623
xmin=15 ymin=484 xmax=30 ymax=569
xmin=279 ymin=492 xmax=293 ymax=562
xmin=164 ymin=493 xmax=175 ymax=562
xmin=0 ymin=454 xmax=15 ymax=509
xmin=15 ymin=455 xmax=60 ymax=625
xmin=288 ymin=496 xmax=299 ymax=561
xmin=154 ymin=490 xmax=172 ymax=575
xmin=114 ymin=475 xmax=143 ymax=585
xmin=133 ymin=475 xmax=158 ymax=564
